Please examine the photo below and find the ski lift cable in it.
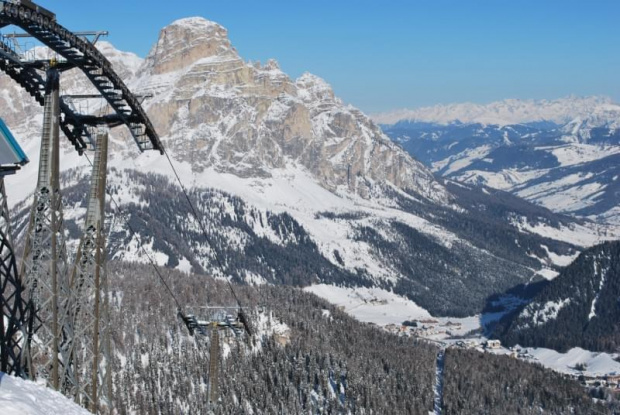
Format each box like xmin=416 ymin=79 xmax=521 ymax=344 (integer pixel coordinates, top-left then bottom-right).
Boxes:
xmin=160 ymin=148 xmax=245 ymax=310
xmin=82 ymin=152 xmax=184 ymax=311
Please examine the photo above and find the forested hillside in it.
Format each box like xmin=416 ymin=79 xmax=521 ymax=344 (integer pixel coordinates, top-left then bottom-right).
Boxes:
xmin=495 ymin=241 xmax=620 ymax=352
xmin=105 ymin=262 xmax=605 ymax=414
xmin=443 ymin=349 xmax=609 ymax=415
xmin=107 ymin=262 xmax=436 ymax=414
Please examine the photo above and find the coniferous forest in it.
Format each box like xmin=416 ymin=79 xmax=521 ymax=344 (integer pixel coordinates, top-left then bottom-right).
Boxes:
xmin=495 ymin=241 xmax=620 ymax=353
xmin=105 ymin=262 xmax=607 ymax=414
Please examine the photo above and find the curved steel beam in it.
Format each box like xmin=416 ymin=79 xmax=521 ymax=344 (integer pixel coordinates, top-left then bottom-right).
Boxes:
xmin=0 ymin=1 xmax=163 ymax=153
xmin=0 ymin=40 xmax=89 ymax=152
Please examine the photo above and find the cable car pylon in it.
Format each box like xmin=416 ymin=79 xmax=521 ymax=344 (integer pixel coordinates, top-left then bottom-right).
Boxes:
xmin=180 ymin=306 xmax=253 ymax=409
xmin=0 ymin=131 xmax=29 ymax=378
xmin=19 ymin=63 xmax=74 ymax=391
xmin=67 ymin=131 xmax=110 ymax=412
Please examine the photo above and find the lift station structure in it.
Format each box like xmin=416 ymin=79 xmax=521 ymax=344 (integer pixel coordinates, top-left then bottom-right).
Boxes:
xmin=0 ymin=0 xmax=163 ymax=412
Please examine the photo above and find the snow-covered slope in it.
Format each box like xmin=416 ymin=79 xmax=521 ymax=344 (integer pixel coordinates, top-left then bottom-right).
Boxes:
xmin=382 ymin=114 xmax=620 ymax=225
xmin=2 ymin=17 xmax=611 ymax=317
xmin=0 ymin=373 xmax=91 ymax=415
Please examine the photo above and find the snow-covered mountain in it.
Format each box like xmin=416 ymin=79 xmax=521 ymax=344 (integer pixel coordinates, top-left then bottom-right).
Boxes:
xmin=380 ymin=100 xmax=620 ymax=225
xmin=3 ymin=18 xmax=616 ymax=317
xmin=373 ymin=96 xmax=620 ymax=129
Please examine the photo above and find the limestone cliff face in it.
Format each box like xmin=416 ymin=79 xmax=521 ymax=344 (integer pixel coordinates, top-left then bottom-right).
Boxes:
xmin=131 ymin=17 xmax=447 ymax=201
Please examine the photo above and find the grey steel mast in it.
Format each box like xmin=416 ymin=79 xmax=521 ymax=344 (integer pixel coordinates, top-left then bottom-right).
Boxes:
xmin=67 ymin=131 xmax=110 ymax=412
xmin=19 ymin=64 xmax=73 ymax=391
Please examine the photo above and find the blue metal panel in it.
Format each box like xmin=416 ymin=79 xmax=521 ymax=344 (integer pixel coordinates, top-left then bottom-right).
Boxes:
xmin=0 ymin=117 xmax=28 ymax=166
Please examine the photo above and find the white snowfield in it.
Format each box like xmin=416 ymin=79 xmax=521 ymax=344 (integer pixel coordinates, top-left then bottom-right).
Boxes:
xmin=0 ymin=373 xmax=91 ymax=415
xmin=527 ymin=347 xmax=620 ymax=377
xmin=304 ymin=284 xmax=432 ymax=325
xmin=304 ymin=284 xmax=481 ymax=336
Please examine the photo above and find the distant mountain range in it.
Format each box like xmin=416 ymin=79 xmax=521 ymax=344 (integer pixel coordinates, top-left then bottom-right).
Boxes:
xmin=373 ymin=96 xmax=620 ymax=128
xmin=379 ymin=97 xmax=620 ymax=225
xmin=3 ymin=18 xmax=616 ymax=318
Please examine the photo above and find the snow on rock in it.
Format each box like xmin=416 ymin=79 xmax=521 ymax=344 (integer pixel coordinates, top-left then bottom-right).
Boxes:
xmin=295 ymin=72 xmax=338 ymax=104
xmin=120 ymin=16 xmax=450 ymax=206
xmin=95 ymin=41 xmax=144 ymax=80
xmin=0 ymin=372 xmax=91 ymax=415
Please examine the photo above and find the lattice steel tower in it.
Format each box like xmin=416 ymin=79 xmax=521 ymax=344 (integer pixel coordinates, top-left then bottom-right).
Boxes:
xmin=0 ymin=118 xmax=29 ymax=379
xmin=0 ymin=0 xmax=163 ymax=412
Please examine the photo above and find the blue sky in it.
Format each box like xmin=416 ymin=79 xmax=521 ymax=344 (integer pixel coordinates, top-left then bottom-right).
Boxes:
xmin=23 ymin=1 xmax=620 ymax=113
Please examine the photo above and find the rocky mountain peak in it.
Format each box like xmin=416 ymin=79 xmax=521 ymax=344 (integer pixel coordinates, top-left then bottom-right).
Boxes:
xmin=144 ymin=17 xmax=236 ymax=75
xmin=119 ymin=19 xmax=448 ymax=202
xmin=2 ymin=16 xmax=450 ymax=205
xmin=96 ymin=41 xmax=143 ymax=77
xmin=295 ymin=73 xmax=337 ymax=104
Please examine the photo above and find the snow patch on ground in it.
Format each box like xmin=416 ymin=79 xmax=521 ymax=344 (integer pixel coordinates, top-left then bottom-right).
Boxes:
xmin=550 ymin=144 xmax=620 ymax=167
xmin=519 ymin=180 xmax=606 ymax=213
xmin=536 ymin=267 xmax=560 ymax=280
xmin=520 ymin=298 xmax=571 ymax=326
xmin=305 ymin=285 xmax=497 ymax=339
xmin=434 ymin=145 xmax=492 ymax=175
xmin=528 ymin=347 xmax=620 ymax=377
xmin=540 ymin=245 xmax=580 ymax=267
xmin=0 ymin=372 xmax=91 ymax=415
xmin=176 ymin=257 xmax=192 ymax=274
xmin=456 ymin=168 xmax=550 ymax=191
xmin=304 ymin=284 xmax=431 ymax=325
xmin=517 ymin=218 xmax=617 ymax=249
xmin=588 ymin=262 xmax=608 ymax=320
